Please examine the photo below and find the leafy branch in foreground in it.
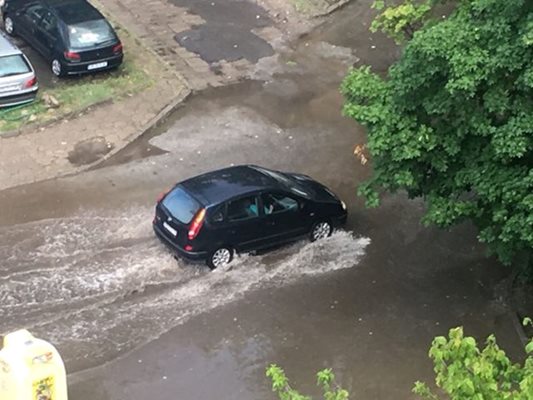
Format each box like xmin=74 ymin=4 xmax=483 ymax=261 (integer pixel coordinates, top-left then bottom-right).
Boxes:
xmin=414 ymin=320 xmax=533 ymax=399
xmin=266 ymin=364 xmax=349 ymax=400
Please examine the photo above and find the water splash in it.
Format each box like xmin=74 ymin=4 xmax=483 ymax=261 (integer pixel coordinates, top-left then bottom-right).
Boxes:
xmin=0 ymin=207 xmax=370 ymax=368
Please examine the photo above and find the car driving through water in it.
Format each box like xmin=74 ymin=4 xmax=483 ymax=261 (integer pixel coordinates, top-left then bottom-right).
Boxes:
xmin=153 ymin=165 xmax=347 ymax=269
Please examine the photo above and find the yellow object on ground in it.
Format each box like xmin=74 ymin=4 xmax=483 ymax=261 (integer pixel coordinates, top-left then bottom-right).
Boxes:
xmin=0 ymin=329 xmax=67 ymax=400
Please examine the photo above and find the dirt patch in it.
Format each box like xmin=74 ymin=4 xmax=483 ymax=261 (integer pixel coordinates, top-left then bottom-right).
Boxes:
xmin=68 ymin=136 xmax=115 ymax=166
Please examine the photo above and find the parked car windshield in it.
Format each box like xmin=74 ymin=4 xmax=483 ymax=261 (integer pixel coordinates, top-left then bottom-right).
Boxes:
xmin=0 ymin=55 xmax=30 ymax=77
xmin=161 ymin=186 xmax=201 ymax=224
xmin=67 ymin=19 xmax=115 ymax=49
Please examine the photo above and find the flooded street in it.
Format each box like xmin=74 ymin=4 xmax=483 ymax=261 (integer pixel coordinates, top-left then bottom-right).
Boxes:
xmin=0 ymin=1 xmax=524 ymax=398
xmin=0 ymin=207 xmax=369 ymax=371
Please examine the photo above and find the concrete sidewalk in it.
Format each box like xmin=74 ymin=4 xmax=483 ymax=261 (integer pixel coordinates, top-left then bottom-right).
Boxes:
xmin=0 ymin=0 xmax=192 ymax=191
xmin=0 ymin=0 xmax=288 ymax=192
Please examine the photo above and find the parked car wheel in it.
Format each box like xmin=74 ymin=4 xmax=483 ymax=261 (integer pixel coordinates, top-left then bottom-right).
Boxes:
xmin=4 ymin=15 xmax=15 ymax=36
xmin=310 ymin=221 xmax=332 ymax=242
xmin=51 ymin=58 xmax=65 ymax=77
xmin=207 ymin=246 xmax=233 ymax=270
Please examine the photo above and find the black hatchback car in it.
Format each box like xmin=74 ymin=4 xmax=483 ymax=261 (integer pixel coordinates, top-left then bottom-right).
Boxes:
xmin=2 ymin=0 xmax=123 ymax=76
xmin=153 ymin=165 xmax=348 ymax=269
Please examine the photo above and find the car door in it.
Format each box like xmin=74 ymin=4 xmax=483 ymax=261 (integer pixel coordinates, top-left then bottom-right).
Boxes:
xmin=34 ymin=10 xmax=59 ymax=59
xmin=261 ymin=191 xmax=309 ymax=244
xmin=224 ymin=194 xmax=268 ymax=251
xmin=17 ymin=3 xmax=46 ymax=45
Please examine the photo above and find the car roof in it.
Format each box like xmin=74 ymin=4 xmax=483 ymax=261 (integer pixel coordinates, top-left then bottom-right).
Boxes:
xmin=0 ymin=32 xmax=22 ymax=57
xmin=7 ymin=0 xmax=104 ymax=24
xmin=180 ymin=165 xmax=283 ymax=206
xmin=46 ymin=0 xmax=103 ymax=24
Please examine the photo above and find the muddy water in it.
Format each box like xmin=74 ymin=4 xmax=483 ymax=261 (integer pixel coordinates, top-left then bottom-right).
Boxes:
xmin=0 ymin=0 xmax=525 ymax=398
xmin=0 ymin=205 xmax=369 ymax=371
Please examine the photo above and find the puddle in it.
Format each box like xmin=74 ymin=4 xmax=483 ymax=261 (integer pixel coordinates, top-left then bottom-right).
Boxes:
xmin=172 ymin=0 xmax=274 ymax=63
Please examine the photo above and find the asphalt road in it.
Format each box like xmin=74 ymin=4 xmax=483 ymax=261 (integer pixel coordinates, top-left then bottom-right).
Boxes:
xmin=0 ymin=1 xmax=524 ymax=399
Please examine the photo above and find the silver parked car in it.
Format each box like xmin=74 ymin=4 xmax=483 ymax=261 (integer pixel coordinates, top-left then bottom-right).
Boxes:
xmin=0 ymin=31 xmax=37 ymax=107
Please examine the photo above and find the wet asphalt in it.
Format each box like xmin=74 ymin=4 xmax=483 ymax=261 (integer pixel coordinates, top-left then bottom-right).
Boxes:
xmin=0 ymin=1 xmax=526 ymax=399
xmin=173 ymin=0 xmax=274 ymax=63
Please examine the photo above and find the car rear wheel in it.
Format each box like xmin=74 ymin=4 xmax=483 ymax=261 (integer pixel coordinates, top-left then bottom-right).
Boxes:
xmin=51 ymin=59 xmax=65 ymax=77
xmin=310 ymin=221 xmax=332 ymax=242
xmin=207 ymin=246 xmax=233 ymax=270
xmin=4 ymin=16 xmax=15 ymax=36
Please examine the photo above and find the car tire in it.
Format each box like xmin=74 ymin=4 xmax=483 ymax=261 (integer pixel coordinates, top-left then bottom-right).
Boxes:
xmin=207 ymin=246 xmax=233 ymax=270
xmin=310 ymin=220 xmax=332 ymax=242
xmin=51 ymin=58 xmax=65 ymax=77
xmin=4 ymin=15 xmax=15 ymax=36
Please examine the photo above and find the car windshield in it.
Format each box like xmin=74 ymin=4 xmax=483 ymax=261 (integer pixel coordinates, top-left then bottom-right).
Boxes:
xmin=161 ymin=186 xmax=201 ymax=224
xmin=253 ymin=167 xmax=314 ymax=198
xmin=0 ymin=54 xmax=30 ymax=77
xmin=67 ymin=19 xmax=115 ymax=49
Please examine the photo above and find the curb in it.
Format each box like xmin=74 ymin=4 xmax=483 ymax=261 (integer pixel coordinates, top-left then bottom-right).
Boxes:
xmin=0 ymin=84 xmax=191 ymax=192
xmin=314 ymin=0 xmax=355 ymax=17
xmin=56 ymin=85 xmax=192 ymax=182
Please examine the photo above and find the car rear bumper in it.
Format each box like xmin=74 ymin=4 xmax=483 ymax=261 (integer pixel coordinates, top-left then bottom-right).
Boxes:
xmin=0 ymin=88 xmax=38 ymax=108
xmin=64 ymin=54 xmax=123 ymax=75
xmin=153 ymin=222 xmax=207 ymax=262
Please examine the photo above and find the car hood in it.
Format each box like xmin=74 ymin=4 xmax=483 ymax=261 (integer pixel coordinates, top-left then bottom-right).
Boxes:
xmin=287 ymin=173 xmax=340 ymax=203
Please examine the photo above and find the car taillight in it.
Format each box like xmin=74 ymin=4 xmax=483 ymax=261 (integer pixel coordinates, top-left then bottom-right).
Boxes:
xmin=64 ymin=51 xmax=80 ymax=62
xmin=156 ymin=188 xmax=170 ymax=203
xmin=113 ymin=43 xmax=123 ymax=54
xmin=188 ymin=208 xmax=206 ymax=240
xmin=23 ymin=76 xmax=37 ymax=88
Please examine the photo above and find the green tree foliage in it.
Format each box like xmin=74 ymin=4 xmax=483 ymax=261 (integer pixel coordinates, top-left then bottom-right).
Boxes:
xmin=414 ymin=320 xmax=533 ymax=399
xmin=342 ymin=0 xmax=533 ymax=270
xmin=371 ymin=0 xmax=434 ymax=44
xmin=266 ymin=364 xmax=349 ymax=400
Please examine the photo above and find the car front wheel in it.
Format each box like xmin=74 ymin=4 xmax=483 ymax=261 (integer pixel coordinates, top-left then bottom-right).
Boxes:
xmin=310 ymin=221 xmax=332 ymax=242
xmin=207 ymin=246 xmax=233 ymax=270
xmin=4 ymin=16 xmax=15 ymax=36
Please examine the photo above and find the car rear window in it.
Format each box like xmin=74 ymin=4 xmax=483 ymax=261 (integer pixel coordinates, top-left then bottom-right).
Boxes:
xmin=0 ymin=55 xmax=30 ymax=77
xmin=161 ymin=186 xmax=201 ymax=224
xmin=67 ymin=19 xmax=115 ymax=49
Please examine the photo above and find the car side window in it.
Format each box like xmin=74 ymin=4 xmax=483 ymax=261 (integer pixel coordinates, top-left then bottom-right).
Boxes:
xmin=40 ymin=12 xmax=58 ymax=34
xmin=24 ymin=4 xmax=46 ymax=23
xmin=210 ymin=207 xmax=225 ymax=224
xmin=262 ymin=193 xmax=299 ymax=215
xmin=227 ymin=196 xmax=260 ymax=221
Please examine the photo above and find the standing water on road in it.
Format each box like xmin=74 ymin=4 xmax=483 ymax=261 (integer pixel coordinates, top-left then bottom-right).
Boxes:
xmin=0 ymin=207 xmax=370 ymax=371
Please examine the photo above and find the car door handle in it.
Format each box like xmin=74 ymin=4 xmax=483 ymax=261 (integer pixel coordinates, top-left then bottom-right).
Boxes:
xmin=266 ymin=220 xmax=276 ymax=226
